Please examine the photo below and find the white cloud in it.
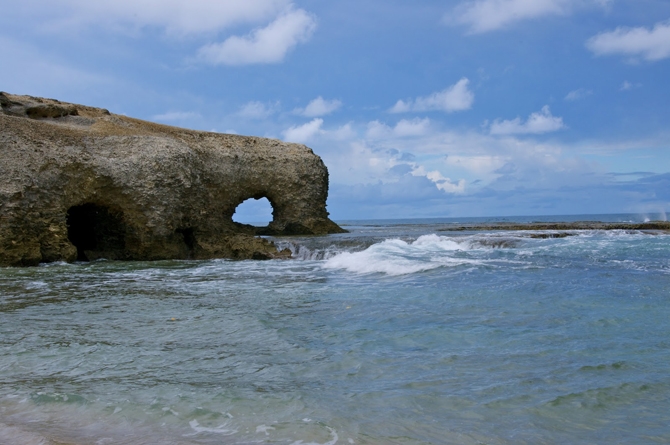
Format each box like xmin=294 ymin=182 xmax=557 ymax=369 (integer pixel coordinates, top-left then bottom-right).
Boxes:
xmin=197 ymin=8 xmax=316 ymax=66
xmin=282 ymin=118 xmax=323 ymax=143
xmin=331 ymin=123 xmax=356 ymax=140
xmin=393 ymin=118 xmax=431 ymax=137
xmin=448 ymin=0 xmax=610 ymax=34
xmin=564 ymin=88 xmax=592 ymax=101
xmin=295 ymin=96 xmax=342 ymax=117
xmin=445 ymin=155 xmax=508 ymax=176
xmin=365 ymin=118 xmax=432 ymax=139
xmin=366 ymin=121 xmax=391 ymax=140
xmin=390 ymin=78 xmax=474 ymax=113
xmin=620 ymin=81 xmax=642 ymax=91
xmin=490 ymin=106 xmax=565 ymax=135
xmin=313 ymin=115 xmax=669 ymax=219
xmin=237 ymin=101 xmax=279 ymax=119
xmin=14 ymin=0 xmax=289 ymax=36
xmin=586 ymin=20 xmax=670 ymax=61
xmin=318 ymin=119 xmax=670 ymax=220
xmin=6 ymin=2 xmax=316 ymax=66
xmin=411 ymin=166 xmax=466 ymax=194
xmin=389 ymin=101 xmax=410 ymax=114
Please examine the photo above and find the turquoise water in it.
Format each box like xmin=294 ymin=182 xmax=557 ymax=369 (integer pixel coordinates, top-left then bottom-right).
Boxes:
xmin=1 ymin=215 xmax=669 ymax=444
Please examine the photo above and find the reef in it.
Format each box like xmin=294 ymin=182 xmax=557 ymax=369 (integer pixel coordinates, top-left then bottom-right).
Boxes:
xmin=0 ymin=92 xmax=345 ymax=266
xmin=437 ymin=221 xmax=670 ymax=233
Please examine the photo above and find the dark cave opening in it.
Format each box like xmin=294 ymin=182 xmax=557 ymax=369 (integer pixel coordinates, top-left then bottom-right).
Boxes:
xmin=176 ymin=227 xmax=196 ymax=257
xmin=66 ymin=203 xmax=126 ymax=261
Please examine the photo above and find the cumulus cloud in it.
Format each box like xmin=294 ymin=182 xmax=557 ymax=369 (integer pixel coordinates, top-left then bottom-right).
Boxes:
xmin=445 ymin=154 xmax=508 ymax=176
xmin=329 ymin=175 xmax=448 ymax=211
xmin=328 ymin=160 xmax=468 ymax=219
xmin=586 ymin=20 xmax=670 ymax=62
xmin=197 ymin=8 xmax=316 ymax=65
xmin=564 ymin=88 xmax=592 ymax=101
xmin=7 ymin=2 xmax=317 ymax=66
xmin=317 ymin=118 xmax=670 ymax=218
xmin=295 ymin=96 xmax=342 ymax=117
xmin=365 ymin=121 xmax=391 ymax=140
xmin=489 ymin=106 xmax=565 ymax=135
xmin=317 ymin=119 xmax=668 ymax=218
xmin=282 ymin=118 xmax=323 ymax=143
xmin=331 ymin=123 xmax=356 ymax=140
xmin=448 ymin=0 xmax=610 ymax=34
xmin=390 ymin=78 xmax=474 ymax=113
xmin=366 ymin=118 xmax=432 ymax=139
xmin=393 ymin=118 xmax=431 ymax=137
xmin=237 ymin=101 xmax=279 ymax=119
xmin=14 ymin=0 xmax=289 ymax=36
xmin=411 ymin=166 xmax=466 ymax=193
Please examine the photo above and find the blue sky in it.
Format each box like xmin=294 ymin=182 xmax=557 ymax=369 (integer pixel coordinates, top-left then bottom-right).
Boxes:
xmin=2 ymin=0 xmax=669 ymax=220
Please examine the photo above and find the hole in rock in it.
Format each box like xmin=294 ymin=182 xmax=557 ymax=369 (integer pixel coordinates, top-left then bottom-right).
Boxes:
xmin=176 ymin=227 xmax=196 ymax=256
xmin=67 ymin=204 xmax=126 ymax=261
xmin=232 ymin=197 xmax=273 ymax=227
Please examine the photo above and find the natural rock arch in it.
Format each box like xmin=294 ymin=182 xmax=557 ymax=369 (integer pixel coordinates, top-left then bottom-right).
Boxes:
xmin=0 ymin=92 xmax=346 ymax=266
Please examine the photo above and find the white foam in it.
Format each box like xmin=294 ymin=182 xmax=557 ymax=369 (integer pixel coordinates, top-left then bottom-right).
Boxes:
xmin=161 ymin=406 xmax=179 ymax=416
xmin=411 ymin=234 xmax=464 ymax=250
xmin=25 ymin=281 xmax=48 ymax=290
xmin=187 ymin=419 xmax=237 ymax=435
xmin=256 ymin=424 xmax=275 ymax=435
xmin=277 ymin=242 xmax=347 ymax=261
xmin=323 ymin=235 xmax=479 ymax=276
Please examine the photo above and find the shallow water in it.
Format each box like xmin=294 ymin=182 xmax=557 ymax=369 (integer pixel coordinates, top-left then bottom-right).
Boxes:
xmin=1 ymin=216 xmax=669 ymax=444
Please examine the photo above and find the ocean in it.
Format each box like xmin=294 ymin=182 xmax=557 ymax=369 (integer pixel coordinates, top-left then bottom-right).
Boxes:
xmin=1 ymin=214 xmax=669 ymax=444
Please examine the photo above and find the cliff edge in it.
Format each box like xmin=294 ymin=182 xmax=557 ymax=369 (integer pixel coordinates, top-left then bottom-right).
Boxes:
xmin=0 ymin=92 xmax=345 ymax=266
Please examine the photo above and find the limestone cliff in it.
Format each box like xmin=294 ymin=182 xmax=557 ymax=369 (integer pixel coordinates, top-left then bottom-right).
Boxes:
xmin=0 ymin=92 xmax=345 ymax=266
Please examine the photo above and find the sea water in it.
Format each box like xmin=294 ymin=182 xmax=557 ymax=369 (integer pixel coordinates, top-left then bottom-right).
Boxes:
xmin=1 ymin=214 xmax=669 ymax=444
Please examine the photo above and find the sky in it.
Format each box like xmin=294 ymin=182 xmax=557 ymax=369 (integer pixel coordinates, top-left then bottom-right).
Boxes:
xmin=1 ymin=0 xmax=669 ymax=221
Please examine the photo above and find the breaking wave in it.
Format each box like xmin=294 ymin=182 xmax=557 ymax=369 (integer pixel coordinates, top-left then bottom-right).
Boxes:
xmin=280 ymin=230 xmax=669 ymax=276
xmin=321 ymin=234 xmax=496 ymax=276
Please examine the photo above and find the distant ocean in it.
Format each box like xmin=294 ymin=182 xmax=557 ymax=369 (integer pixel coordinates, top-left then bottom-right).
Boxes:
xmin=1 ymin=213 xmax=669 ymax=444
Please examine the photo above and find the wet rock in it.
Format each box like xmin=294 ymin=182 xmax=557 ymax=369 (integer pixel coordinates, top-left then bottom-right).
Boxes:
xmin=438 ymin=221 xmax=670 ymax=233
xmin=527 ymin=232 xmax=574 ymax=239
xmin=0 ymin=92 xmax=345 ymax=266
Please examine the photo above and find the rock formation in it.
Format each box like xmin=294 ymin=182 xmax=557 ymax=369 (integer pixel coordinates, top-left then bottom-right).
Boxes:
xmin=0 ymin=92 xmax=345 ymax=266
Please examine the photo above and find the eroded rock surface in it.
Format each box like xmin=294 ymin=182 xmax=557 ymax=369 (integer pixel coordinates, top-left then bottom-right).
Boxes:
xmin=0 ymin=92 xmax=345 ymax=266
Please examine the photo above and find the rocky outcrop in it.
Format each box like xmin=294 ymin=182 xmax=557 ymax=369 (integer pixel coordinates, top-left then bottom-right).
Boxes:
xmin=437 ymin=221 xmax=670 ymax=232
xmin=0 ymin=92 xmax=345 ymax=266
